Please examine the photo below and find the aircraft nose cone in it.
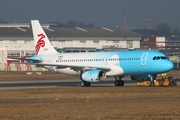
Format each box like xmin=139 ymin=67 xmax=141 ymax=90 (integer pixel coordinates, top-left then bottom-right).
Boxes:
xmin=165 ymin=60 xmax=174 ymax=72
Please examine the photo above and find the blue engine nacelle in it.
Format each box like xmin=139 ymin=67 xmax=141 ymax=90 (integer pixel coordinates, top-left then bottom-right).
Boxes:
xmin=81 ymin=70 xmax=106 ymax=82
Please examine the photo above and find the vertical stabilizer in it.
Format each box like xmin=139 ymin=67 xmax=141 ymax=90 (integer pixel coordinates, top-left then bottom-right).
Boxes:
xmin=31 ymin=20 xmax=58 ymax=55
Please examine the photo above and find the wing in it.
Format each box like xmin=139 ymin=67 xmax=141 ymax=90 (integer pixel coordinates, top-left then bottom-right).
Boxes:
xmin=35 ymin=63 xmax=111 ymax=72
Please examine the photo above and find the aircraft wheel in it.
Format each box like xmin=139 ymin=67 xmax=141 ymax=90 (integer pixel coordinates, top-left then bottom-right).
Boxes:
xmin=114 ymin=80 xmax=120 ymax=86
xmin=114 ymin=80 xmax=124 ymax=86
xmin=85 ymin=82 xmax=91 ymax=87
xmin=80 ymin=81 xmax=86 ymax=87
xmin=119 ymin=80 xmax=124 ymax=86
xmin=80 ymin=81 xmax=91 ymax=87
xmin=150 ymin=81 xmax=155 ymax=87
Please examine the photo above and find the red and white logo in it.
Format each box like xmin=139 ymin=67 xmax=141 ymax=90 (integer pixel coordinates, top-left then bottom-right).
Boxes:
xmin=35 ymin=34 xmax=45 ymax=55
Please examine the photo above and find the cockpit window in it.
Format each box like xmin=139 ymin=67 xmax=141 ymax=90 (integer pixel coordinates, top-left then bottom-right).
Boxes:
xmin=153 ymin=57 xmax=156 ymax=60
xmin=153 ymin=56 xmax=167 ymax=60
xmin=161 ymin=56 xmax=166 ymax=60
xmin=157 ymin=56 xmax=160 ymax=60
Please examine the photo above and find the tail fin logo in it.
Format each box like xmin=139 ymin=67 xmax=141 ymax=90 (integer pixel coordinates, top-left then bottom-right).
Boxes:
xmin=35 ymin=34 xmax=45 ymax=55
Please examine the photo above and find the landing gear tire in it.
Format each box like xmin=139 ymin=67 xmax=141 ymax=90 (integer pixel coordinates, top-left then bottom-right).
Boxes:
xmin=80 ymin=81 xmax=85 ymax=87
xmin=119 ymin=80 xmax=124 ymax=86
xmin=114 ymin=80 xmax=119 ymax=86
xmin=150 ymin=81 xmax=155 ymax=87
xmin=80 ymin=81 xmax=91 ymax=87
xmin=114 ymin=80 xmax=124 ymax=86
xmin=86 ymin=82 xmax=91 ymax=87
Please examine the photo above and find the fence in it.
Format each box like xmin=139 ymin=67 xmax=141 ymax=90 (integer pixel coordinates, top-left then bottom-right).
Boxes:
xmin=0 ymin=63 xmax=47 ymax=71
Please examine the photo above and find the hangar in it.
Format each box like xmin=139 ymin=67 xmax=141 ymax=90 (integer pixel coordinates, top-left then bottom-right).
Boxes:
xmin=0 ymin=23 xmax=142 ymax=71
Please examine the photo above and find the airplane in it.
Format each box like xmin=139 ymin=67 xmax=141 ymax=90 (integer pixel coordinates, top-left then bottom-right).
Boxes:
xmin=8 ymin=20 xmax=174 ymax=87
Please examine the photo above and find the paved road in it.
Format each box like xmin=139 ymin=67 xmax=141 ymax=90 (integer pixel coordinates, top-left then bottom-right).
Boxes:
xmin=0 ymin=78 xmax=137 ymax=90
xmin=0 ymin=78 xmax=179 ymax=90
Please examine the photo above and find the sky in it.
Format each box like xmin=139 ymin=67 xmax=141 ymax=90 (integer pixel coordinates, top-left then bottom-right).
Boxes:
xmin=0 ymin=0 xmax=180 ymax=28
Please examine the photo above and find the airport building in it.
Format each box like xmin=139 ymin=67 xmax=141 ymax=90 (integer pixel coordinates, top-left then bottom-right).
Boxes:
xmin=0 ymin=23 xmax=142 ymax=71
xmin=141 ymin=36 xmax=180 ymax=50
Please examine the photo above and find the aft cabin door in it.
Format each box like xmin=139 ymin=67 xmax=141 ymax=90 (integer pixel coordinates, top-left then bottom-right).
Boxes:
xmin=141 ymin=52 xmax=149 ymax=66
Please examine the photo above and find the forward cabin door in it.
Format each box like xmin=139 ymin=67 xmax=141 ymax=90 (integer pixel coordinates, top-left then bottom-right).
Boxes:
xmin=141 ymin=52 xmax=149 ymax=66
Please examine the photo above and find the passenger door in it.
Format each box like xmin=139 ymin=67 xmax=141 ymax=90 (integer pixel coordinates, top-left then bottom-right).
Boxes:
xmin=141 ymin=52 xmax=149 ymax=66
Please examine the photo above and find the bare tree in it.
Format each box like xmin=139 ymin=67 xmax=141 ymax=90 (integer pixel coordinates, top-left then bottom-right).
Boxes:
xmin=156 ymin=23 xmax=171 ymax=37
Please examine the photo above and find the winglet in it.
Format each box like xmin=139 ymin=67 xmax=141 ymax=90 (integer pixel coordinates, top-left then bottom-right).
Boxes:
xmin=31 ymin=20 xmax=58 ymax=55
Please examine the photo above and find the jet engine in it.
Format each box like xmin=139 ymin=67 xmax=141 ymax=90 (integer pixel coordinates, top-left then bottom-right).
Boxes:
xmin=131 ymin=75 xmax=149 ymax=82
xmin=81 ymin=70 xmax=106 ymax=82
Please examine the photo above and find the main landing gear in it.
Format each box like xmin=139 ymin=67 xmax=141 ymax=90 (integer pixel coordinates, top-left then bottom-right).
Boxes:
xmin=80 ymin=81 xmax=91 ymax=87
xmin=114 ymin=77 xmax=124 ymax=86
xmin=80 ymin=77 xmax=125 ymax=87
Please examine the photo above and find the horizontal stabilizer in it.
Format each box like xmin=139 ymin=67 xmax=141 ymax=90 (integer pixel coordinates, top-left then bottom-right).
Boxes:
xmin=6 ymin=57 xmax=42 ymax=64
